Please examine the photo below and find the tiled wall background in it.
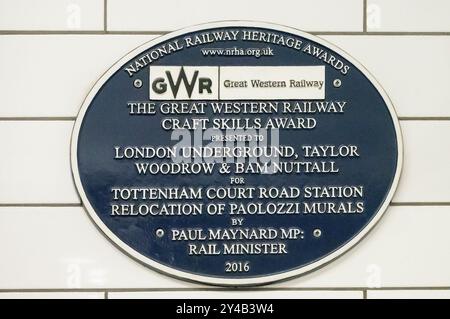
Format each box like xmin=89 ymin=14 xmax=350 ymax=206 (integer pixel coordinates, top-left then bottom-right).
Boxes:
xmin=0 ymin=0 xmax=449 ymax=299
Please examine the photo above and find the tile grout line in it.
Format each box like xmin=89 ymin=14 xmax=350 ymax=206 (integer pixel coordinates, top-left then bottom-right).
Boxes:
xmin=0 ymin=30 xmax=108 ymax=35
xmin=0 ymin=287 xmax=449 ymax=293
xmin=390 ymin=202 xmax=450 ymax=206
xmin=0 ymin=203 xmax=83 ymax=207
xmin=0 ymin=31 xmax=449 ymax=36
xmin=104 ymin=0 xmax=107 ymax=32
xmin=0 ymin=117 xmax=76 ymax=121
xmin=398 ymin=117 xmax=450 ymax=121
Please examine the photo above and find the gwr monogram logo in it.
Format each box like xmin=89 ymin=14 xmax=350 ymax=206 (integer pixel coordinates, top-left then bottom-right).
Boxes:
xmin=149 ymin=66 xmax=218 ymax=100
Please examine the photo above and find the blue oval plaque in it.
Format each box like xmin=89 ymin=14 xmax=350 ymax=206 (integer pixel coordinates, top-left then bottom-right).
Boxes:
xmin=71 ymin=22 xmax=403 ymax=286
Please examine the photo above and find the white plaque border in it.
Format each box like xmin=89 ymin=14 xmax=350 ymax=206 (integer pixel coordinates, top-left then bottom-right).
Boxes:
xmin=70 ymin=21 xmax=404 ymax=287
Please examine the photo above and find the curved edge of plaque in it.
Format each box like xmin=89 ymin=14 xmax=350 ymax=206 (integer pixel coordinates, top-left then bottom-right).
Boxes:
xmin=70 ymin=20 xmax=404 ymax=287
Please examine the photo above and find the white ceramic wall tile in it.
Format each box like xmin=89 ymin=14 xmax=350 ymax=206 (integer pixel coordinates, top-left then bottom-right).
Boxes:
xmin=367 ymin=290 xmax=450 ymax=299
xmin=0 ymin=207 xmax=203 ymax=289
xmin=0 ymin=35 xmax=155 ymax=117
xmin=1 ymin=121 xmax=448 ymax=204
xmin=0 ymin=0 xmax=104 ymax=31
xmin=367 ymin=0 xmax=450 ymax=32
xmin=0 ymin=121 xmax=78 ymax=204
xmin=0 ymin=0 xmax=449 ymax=296
xmin=1 ymin=35 xmax=448 ymax=118
xmin=107 ymin=0 xmax=363 ymax=32
xmin=323 ymin=36 xmax=450 ymax=117
xmin=0 ymin=206 xmax=449 ymax=289
xmin=392 ymin=121 xmax=450 ymax=203
xmin=0 ymin=292 xmax=104 ymax=299
xmin=108 ymin=290 xmax=362 ymax=299
xmin=271 ymin=205 xmax=450 ymax=288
